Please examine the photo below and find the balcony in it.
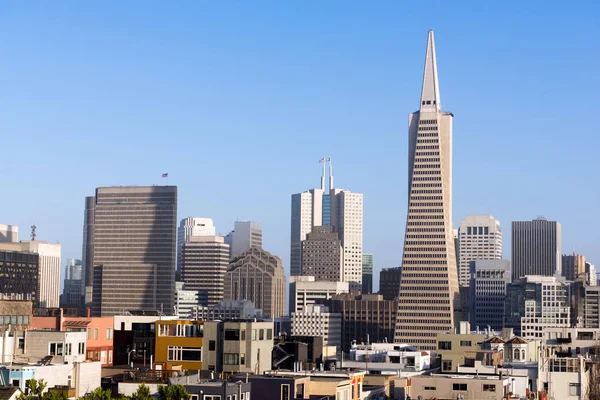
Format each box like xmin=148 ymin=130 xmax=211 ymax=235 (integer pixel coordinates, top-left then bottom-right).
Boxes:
xmin=556 ymin=337 xmax=572 ymax=344
xmin=123 ymin=369 xmax=176 ymax=384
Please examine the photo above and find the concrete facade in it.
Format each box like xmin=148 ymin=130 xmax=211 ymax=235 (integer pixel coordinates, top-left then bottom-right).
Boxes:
xmin=174 ymin=281 xmax=199 ymax=318
xmin=511 ymin=217 xmax=562 ymax=281
xmin=289 ymin=276 xmax=349 ymax=314
xmin=225 ymin=220 xmax=263 ymax=259
xmin=395 ymin=31 xmax=460 ymax=350
xmin=458 ymin=214 xmax=503 ymax=287
xmin=301 ymin=226 xmax=343 ymax=281
xmin=90 ymin=186 xmax=177 ymax=316
xmin=181 ymin=236 xmax=229 ymax=307
xmin=361 ymin=253 xmax=373 ymax=294
xmin=177 ymin=217 xmax=216 ymax=273
xmin=0 ymin=225 xmax=18 ymax=243
xmin=224 ymin=247 xmax=286 ymax=318
xmin=0 ymin=251 xmax=39 ymax=305
xmin=468 ymin=259 xmax=510 ymax=332
xmin=378 ymin=267 xmax=401 ymax=301
xmin=291 ymin=304 xmax=342 ymax=347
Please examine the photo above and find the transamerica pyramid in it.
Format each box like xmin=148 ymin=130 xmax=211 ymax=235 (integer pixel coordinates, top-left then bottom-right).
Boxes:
xmin=394 ymin=30 xmax=460 ymax=350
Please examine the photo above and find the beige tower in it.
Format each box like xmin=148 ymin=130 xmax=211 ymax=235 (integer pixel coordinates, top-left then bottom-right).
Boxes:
xmin=394 ymin=30 xmax=460 ymax=350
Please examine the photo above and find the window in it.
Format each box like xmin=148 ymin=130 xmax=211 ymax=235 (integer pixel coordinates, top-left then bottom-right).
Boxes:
xmin=438 ymin=341 xmax=452 ymax=350
xmin=424 ymin=387 xmax=436 ymax=391
xmin=65 ymin=343 xmax=72 ymax=356
xmin=224 ymin=330 xmax=240 ymax=341
xmin=252 ymin=330 xmax=257 ymax=341
xmin=281 ymin=384 xmax=290 ymax=400
xmin=209 ymin=340 xmax=216 ymax=351
xmin=453 ymin=383 xmax=467 ymax=391
xmin=18 ymin=338 xmax=24 ymax=350
xmin=191 ymin=396 xmax=199 ymax=400
xmin=224 ymin=353 xmax=239 ymax=365
xmin=259 ymin=329 xmax=264 ymax=340
xmin=442 ymin=360 xmax=452 ymax=371
xmin=569 ymin=383 xmax=580 ymax=396
xmin=78 ymin=342 xmax=85 ymax=355
xmin=241 ymin=330 xmax=246 ymax=341
xmin=481 ymin=384 xmax=496 ymax=392
xmin=267 ymin=329 xmax=272 ymax=340
xmin=240 ymin=353 xmax=245 ymax=366
xmin=168 ymin=346 xmax=202 ymax=361
xmin=460 ymin=340 xmax=472 ymax=347
xmin=94 ymin=328 xmax=98 ymax=340
xmin=106 ymin=328 xmax=113 ymax=339
xmin=87 ymin=328 xmax=91 ymax=339
xmin=204 ymin=397 xmax=221 ymax=400
xmin=108 ymin=350 xmax=113 ymax=364
xmin=49 ymin=342 xmax=63 ymax=356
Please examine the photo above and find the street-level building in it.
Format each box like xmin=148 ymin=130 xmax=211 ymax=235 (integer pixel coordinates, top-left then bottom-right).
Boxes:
xmin=155 ymin=320 xmax=203 ymax=370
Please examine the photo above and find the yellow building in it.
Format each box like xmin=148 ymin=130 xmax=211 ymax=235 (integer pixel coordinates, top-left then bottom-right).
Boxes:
xmin=155 ymin=320 xmax=203 ymax=370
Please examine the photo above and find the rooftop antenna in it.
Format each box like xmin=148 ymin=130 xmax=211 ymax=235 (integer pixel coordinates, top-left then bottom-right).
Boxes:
xmin=30 ymin=225 xmax=37 ymax=241
xmin=319 ymin=158 xmax=326 ymax=190
xmin=327 ymin=158 xmax=333 ymax=190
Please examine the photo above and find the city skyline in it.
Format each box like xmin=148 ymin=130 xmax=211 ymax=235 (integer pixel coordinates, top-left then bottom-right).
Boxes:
xmin=1 ymin=2 xmax=599 ymax=292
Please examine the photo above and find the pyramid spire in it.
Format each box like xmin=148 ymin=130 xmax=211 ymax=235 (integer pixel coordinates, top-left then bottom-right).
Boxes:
xmin=419 ymin=30 xmax=440 ymax=112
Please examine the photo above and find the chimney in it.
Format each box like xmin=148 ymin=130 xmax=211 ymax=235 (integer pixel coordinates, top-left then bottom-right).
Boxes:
xmin=87 ymin=307 xmax=91 ymax=318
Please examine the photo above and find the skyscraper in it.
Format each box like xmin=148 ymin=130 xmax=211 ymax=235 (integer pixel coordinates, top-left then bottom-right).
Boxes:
xmin=361 ymin=253 xmax=373 ymax=294
xmin=181 ymin=235 xmax=229 ymax=306
xmin=562 ymin=252 xmax=586 ymax=281
xmin=301 ymin=226 xmax=343 ymax=281
xmin=177 ymin=217 xmax=216 ymax=273
xmin=511 ymin=217 xmax=562 ymax=281
xmin=0 ymin=225 xmax=18 ymax=243
xmin=468 ymin=259 xmax=510 ymax=332
xmin=89 ymin=186 xmax=177 ymax=316
xmin=224 ymin=221 xmax=263 ymax=259
xmin=61 ymin=258 xmax=84 ymax=308
xmin=290 ymin=160 xmax=363 ymax=290
xmin=394 ymin=31 xmax=460 ymax=350
xmin=458 ymin=215 xmax=503 ymax=287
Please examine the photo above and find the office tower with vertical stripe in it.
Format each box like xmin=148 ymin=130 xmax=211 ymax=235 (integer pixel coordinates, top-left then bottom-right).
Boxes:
xmin=511 ymin=217 xmax=562 ymax=281
xmin=394 ymin=31 xmax=460 ymax=350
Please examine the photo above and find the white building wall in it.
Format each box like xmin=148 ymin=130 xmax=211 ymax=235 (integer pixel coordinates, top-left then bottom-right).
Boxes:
xmin=177 ymin=217 xmax=216 ymax=271
xmin=291 ymin=304 xmax=341 ymax=347
xmin=458 ymin=214 xmax=503 ymax=287
xmin=289 ymin=276 xmax=349 ymax=313
xmin=174 ymin=281 xmax=199 ymax=318
xmin=334 ymin=190 xmax=363 ymax=290
xmin=74 ymin=361 xmax=102 ymax=397
xmin=229 ymin=221 xmax=263 ymax=258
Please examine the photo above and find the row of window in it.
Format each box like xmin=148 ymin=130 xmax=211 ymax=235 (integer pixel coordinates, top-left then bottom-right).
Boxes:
xmin=416 ymin=145 xmax=439 ymax=150
xmin=411 ymin=195 xmax=442 ymax=200
xmin=0 ymin=315 xmax=29 ymax=325
xmin=420 ymin=119 xmax=437 ymax=124
xmin=88 ymin=328 xmax=113 ymax=340
xmin=412 ymin=176 xmax=442 ymax=182
xmin=167 ymin=346 xmax=201 ymax=362
xmin=410 ymin=203 xmax=443 ymax=208
xmin=415 ymin=151 xmax=439 ymax=156
xmin=49 ymin=341 xmax=85 ymax=356
xmin=413 ymin=170 xmax=441 ymax=175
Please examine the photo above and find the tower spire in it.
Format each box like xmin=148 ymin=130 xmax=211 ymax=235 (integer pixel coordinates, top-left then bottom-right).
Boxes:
xmin=420 ymin=30 xmax=440 ymax=112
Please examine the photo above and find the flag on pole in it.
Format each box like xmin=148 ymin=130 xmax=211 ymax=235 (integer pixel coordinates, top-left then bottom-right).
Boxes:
xmin=325 ymin=157 xmax=331 ymax=162
xmin=162 ymin=173 xmax=168 ymax=178
xmin=319 ymin=158 xmax=325 ymax=163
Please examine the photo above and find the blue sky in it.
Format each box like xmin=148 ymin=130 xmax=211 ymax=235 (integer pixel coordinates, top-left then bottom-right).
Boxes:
xmin=1 ymin=1 xmax=599 ymax=291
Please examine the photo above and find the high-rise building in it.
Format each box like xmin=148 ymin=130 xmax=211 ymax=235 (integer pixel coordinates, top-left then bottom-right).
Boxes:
xmin=301 ymin=226 xmax=343 ymax=281
xmin=224 ymin=221 xmax=263 ymax=259
xmin=511 ymin=218 xmax=562 ymax=281
xmin=0 ymin=225 xmax=18 ymax=243
xmin=0 ymin=240 xmax=61 ymax=308
xmin=458 ymin=215 xmax=503 ymax=287
xmin=505 ymin=275 xmax=570 ymax=338
xmin=379 ymin=267 xmax=401 ymax=301
xmin=61 ymin=258 xmax=84 ymax=308
xmin=468 ymin=259 xmax=510 ymax=332
xmin=82 ymin=196 xmax=95 ymax=304
xmin=89 ymin=186 xmax=177 ymax=316
xmin=318 ymin=293 xmax=398 ymax=352
xmin=562 ymin=252 xmax=586 ymax=281
xmin=224 ymin=247 xmax=286 ymax=318
xmin=291 ymin=304 xmax=342 ymax=347
xmin=394 ymin=31 xmax=460 ymax=350
xmin=361 ymin=253 xmax=373 ymax=294
xmin=290 ymin=160 xmax=363 ymax=290
xmin=174 ymin=281 xmax=199 ymax=319
xmin=177 ymin=217 xmax=216 ymax=272
xmin=288 ymin=276 xmax=349 ymax=314
xmin=180 ymin=235 xmax=230 ymax=306
xmin=0 ymin=250 xmax=39 ymax=305
xmin=586 ymin=262 xmax=597 ymax=286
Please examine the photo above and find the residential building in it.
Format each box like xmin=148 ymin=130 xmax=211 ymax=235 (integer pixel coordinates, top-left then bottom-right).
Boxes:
xmin=410 ymin=374 xmax=511 ymax=400
xmin=192 ymin=299 xmax=262 ymax=321
xmin=290 ymin=160 xmax=363 ymax=291
xmin=436 ymin=323 xmax=487 ymax=373
xmin=289 ymin=276 xmax=349 ymax=314
xmin=225 ymin=220 xmax=263 ymax=259
xmin=538 ymin=356 xmax=587 ymax=399
xmin=202 ymin=320 xmax=273 ymax=374
xmin=0 ymin=250 xmax=39 ymax=305
xmin=505 ymin=275 xmax=571 ymax=338
xmin=362 ymin=253 xmax=373 ymax=294
xmin=181 ymin=235 xmax=229 ymax=306
xmin=61 ymin=258 xmax=84 ymax=309
xmin=468 ymin=259 xmax=510 ymax=331
xmin=0 ymin=241 xmax=61 ymax=308
xmin=511 ymin=217 xmax=562 ymax=281
xmin=224 ymin=247 xmax=286 ymax=318
xmin=14 ymin=331 xmax=87 ymax=364
xmin=112 ymin=313 xmax=178 ymax=366
xmin=89 ymin=186 xmax=177 ymax=316
xmin=379 ymin=267 xmax=401 ymax=301
xmin=458 ymin=215 xmax=503 ymax=287
xmin=176 ymin=217 xmax=216 ymax=273
xmin=0 ymin=301 xmax=32 ymax=336
xmin=291 ymin=304 xmax=342 ymax=347
xmin=300 ymin=226 xmax=343 ymax=281
xmin=395 ymin=30 xmax=460 ymax=350
xmin=348 ymin=342 xmax=432 ymax=372
xmin=482 ymin=335 xmax=538 ymax=363
xmin=174 ymin=282 xmax=198 ymax=319
xmin=0 ymin=224 xmax=18 ymax=243
xmin=155 ymin=320 xmax=203 ymax=370
xmin=231 ymin=375 xmax=309 ymax=400
xmin=0 ymin=361 xmax=101 ymax=398
xmin=317 ymin=293 xmax=397 ymax=351
xmin=264 ymin=370 xmax=366 ymax=400
xmin=541 ymin=327 xmax=600 ymax=358
xmin=173 ymin=376 xmax=252 ymax=400
xmin=562 ymin=252 xmax=586 ymax=281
